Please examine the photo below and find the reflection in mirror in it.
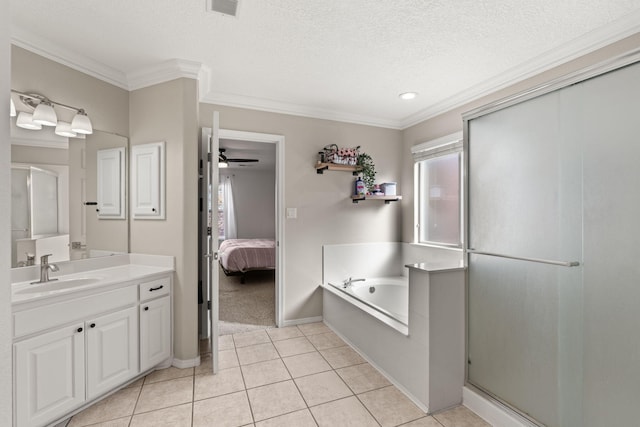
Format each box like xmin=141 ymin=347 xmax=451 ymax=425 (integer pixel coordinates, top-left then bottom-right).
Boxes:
xmin=11 ymin=130 xmax=129 ymax=268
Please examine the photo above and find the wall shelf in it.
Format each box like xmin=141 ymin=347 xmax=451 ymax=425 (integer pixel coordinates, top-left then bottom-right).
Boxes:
xmin=351 ymin=195 xmax=402 ymax=204
xmin=315 ymin=162 xmax=362 ymax=175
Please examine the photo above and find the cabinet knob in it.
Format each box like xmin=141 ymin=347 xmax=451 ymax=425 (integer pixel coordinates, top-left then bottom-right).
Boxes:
xmin=90 ymin=323 xmax=96 ymax=328
xmin=96 ymin=208 xmax=100 ymax=212
xmin=152 ymin=208 xmax=156 ymax=212
xmin=77 ymin=327 xmax=83 ymax=333
xmin=144 ymin=306 xmax=149 ymax=311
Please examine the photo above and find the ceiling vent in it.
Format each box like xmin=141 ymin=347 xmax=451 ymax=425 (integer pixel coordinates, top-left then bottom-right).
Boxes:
xmin=207 ymin=0 xmax=239 ymax=17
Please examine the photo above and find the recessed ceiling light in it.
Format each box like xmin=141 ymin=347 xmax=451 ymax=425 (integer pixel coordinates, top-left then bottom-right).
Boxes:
xmin=399 ymin=92 xmax=418 ymax=100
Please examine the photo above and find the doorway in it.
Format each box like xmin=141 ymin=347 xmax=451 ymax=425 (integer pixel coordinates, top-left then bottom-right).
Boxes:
xmin=198 ymin=127 xmax=285 ymax=363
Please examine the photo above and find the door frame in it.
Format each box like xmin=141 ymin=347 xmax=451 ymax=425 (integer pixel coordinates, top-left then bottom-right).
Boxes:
xmin=218 ymin=128 xmax=285 ymax=327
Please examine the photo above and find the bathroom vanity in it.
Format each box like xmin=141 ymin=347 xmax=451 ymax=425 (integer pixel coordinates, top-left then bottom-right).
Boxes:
xmin=11 ymin=254 xmax=174 ymax=427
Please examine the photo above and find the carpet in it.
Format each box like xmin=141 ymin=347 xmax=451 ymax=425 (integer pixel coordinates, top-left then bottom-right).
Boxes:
xmin=218 ymin=265 xmax=275 ymax=327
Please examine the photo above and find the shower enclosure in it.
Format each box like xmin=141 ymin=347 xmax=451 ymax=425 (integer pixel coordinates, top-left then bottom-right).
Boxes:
xmin=464 ymin=51 xmax=640 ymax=427
xmin=11 ymin=166 xmax=61 ymax=267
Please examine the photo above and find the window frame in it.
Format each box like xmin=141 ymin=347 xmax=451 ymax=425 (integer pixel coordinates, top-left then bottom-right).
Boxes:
xmin=412 ymin=132 xmax=464 ymax=249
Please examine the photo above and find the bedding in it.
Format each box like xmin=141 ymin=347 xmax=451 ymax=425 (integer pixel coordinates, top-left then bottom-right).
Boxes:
xmin=218 ymin=238 xmax=276 ymax=274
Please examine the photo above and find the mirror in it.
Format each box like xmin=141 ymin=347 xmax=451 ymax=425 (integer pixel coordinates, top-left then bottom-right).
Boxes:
xmin=11 ymin=130 xmax=129 ymax=268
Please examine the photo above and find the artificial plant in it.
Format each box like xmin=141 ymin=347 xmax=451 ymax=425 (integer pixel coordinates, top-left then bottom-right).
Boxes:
xmin=357 ymin=152 xmax=376 ymax=192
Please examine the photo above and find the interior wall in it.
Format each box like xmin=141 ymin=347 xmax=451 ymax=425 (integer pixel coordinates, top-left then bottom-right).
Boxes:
xmin=201 ymin=105 xmax=403 ymax=322
xmin=1 ymin=0 xmax=13 ymax=422
xmin=400 ymin=32 xmax=640 ymax=243
xmin=221 ymin=169 xmax=276 ymax=239
xmin=129 ymin=78 xmax=200 ymax=362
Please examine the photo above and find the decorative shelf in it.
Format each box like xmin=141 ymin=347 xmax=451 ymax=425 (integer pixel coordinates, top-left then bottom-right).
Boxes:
xmin=351 ymin=195 xmax=402 ymax=204
xmin=315 ymin=162 xmax=362 ymax=175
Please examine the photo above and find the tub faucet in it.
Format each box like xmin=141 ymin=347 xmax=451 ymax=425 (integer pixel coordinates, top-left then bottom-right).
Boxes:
xmin=342 ymin=277 xmax=366 ymax=288
xmin=31 ymin=254 xmax=59 ymax=284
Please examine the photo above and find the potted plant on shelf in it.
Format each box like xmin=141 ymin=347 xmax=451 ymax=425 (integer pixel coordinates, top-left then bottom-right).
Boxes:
xmin=357 ymin=152 xmax=376 ymax=193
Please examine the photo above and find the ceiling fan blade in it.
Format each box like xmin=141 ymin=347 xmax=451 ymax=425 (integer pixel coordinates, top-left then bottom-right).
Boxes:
xmin=227 ymin=158 xmax=259 ymax=162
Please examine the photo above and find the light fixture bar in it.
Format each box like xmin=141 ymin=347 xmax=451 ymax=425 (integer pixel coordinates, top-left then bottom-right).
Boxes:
xmin=10 ymin=89 xmax=93 ymax=134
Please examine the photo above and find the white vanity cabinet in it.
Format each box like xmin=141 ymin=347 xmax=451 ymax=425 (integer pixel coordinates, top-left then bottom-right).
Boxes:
xmin=86 ymin=306 xmax=138 ymax=400
xmin=12 ymin=271 xmax=173 ymax=427
xmin=14 ymin=323 xmax=86 ymax=427
xmin=139 ymin=276 xmax=171 ymax=372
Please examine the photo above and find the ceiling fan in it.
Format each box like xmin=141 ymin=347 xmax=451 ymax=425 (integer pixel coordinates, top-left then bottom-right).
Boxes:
xmin=218 ymin=148 xmax=259 ymax=167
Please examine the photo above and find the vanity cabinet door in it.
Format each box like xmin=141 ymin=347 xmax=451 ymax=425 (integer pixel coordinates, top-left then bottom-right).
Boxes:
xmin=97 ymin=147 xmax=126 ymax=219
xmin=86 ymin=306 xmax=139 ymax=400
xmin=15 ymin=323 xmax=85 ymax=427
xmin=131 ymin=142 xmax=165 ymax=219
xmin=140 ymin=295 xmax=171 ymax=372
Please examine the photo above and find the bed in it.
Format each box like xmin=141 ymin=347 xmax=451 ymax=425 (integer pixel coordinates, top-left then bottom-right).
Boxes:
xmin=218 ymin=238 xmax=276 ymax=283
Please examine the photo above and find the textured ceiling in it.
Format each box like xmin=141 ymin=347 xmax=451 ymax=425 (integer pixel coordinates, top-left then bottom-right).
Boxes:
xmin=10 ymin=0 xmax=640 ymax=128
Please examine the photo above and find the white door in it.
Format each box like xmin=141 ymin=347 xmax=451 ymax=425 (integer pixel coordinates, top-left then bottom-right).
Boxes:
xmin=86 ymin=306 xmax=138 ymax=399
xmin=140 ymin=295 xmax=172 ymax=372
xmin=14 ymin=323 xmax=85 ymax=427
xmin=208 ymin=112 xmax=220 ymax=373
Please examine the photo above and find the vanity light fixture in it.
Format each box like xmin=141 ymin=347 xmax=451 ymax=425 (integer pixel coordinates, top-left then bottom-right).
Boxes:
xmin=399 ymin=92 xmax=418 ymax=100
xmin=32 ymin=100 xmax=58 ymax=126
xmin=71 ymin=109 xmax=93 ymax=134
xmin=16 ymin=112 xmax=42 ymax=130
xmin=9 ymin=90 xmax=93 ymax=135
xmin=54 ymin=121 xmax=77 ymax=137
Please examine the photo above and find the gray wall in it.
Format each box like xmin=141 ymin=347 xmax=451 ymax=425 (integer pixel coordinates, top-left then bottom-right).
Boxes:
xmin=221 ymin=169 xmax=276 ymax=239
xmin=129 ymin=78 xmax=200 ymax=362
xmin=201 ymin=104 xmax=404 ymax=322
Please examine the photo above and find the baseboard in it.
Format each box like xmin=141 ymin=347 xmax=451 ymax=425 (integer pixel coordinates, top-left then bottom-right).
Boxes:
xmin=280 ymin=315 xmax=324 ymax=327
xmin=172 ymin=355 xmax=201 ymax=369
xmin=463 ymin=386 xmax=533 ymax=427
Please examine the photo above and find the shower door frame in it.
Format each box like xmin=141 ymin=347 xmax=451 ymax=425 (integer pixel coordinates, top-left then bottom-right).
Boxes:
xmin=462 ymin=47 xmax=640 ymax=426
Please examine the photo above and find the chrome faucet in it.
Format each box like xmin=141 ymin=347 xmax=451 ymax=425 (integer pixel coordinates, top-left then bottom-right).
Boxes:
xmin=342 ymin=277 xmax=366 ymax=288
xmin=31 ymin=254 xmax=59 ymax=284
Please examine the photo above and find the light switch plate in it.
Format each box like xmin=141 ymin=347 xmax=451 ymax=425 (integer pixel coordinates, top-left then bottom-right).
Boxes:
xmin=286 ymin=208 xmax=297 ymax=219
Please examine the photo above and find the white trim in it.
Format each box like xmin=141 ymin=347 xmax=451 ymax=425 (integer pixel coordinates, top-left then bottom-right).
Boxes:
xmin=411 ymin=131 xmax=463 ymax=161
xmin=12 ymin=11 xmax=640 ymax=130
xmin=127 ymin=59 xmax=209 ymax=92
xmin=11 ymin=28 xmax=128 ymax=90
xmin=280 ymin=316 xmax=324 ymax=327
xmin=171 ymin=356 xmax=201 ymax=369
xmin=201 ymin=92 xmax=402 ymax=130
xmin=218 ymin=129 xmax=286 ymax=327
xmin=463 ymin=386 xmax=534 ymax=427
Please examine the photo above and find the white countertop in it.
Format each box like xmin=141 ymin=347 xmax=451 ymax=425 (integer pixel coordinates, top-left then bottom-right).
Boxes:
xmin=12 ymin=254 xmax=174 ymax=305
xmin=405 ymin=260 xmax=466 ymax=273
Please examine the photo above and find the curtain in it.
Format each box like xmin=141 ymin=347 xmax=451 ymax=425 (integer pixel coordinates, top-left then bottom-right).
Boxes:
xmin=221 ymin=175 xmax=237 ymax=239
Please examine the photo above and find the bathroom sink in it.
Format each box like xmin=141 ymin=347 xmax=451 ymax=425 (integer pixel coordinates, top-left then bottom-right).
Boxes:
xmin=16 ymin=278 xmax=101 ymax=294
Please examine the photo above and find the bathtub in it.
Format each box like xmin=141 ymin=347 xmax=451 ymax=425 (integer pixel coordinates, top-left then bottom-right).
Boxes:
xmin=324 ymin=277 xmax=408 ymax=333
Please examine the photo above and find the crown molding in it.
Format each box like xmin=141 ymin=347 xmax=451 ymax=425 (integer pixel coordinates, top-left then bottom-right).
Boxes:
xmin=398 ymin=10 xmax=640 ymax=129
xmin=126 ymin=59 xmax=210 ymax=92
xmin=201 ymin=91 xmax=402 ymax=129
xmin=11 ymin=27 xmax=129 ymax=90
xmin=11 ymin=10 xmax=640 ymax=130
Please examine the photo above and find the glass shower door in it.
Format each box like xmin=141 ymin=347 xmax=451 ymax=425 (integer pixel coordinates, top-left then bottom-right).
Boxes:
xmin=466 ymin=87 xmax=583 ymax=427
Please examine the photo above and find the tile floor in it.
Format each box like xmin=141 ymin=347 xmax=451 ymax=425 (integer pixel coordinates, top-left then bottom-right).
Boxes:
xmin=67 ymin=322 xmax=490 ymax=427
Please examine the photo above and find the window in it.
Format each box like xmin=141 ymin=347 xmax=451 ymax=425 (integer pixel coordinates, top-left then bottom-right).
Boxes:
xmin=216 ymin=183 xmax=225 ymax=240
xmin=413 ymin=133 xmax=463 ymax=247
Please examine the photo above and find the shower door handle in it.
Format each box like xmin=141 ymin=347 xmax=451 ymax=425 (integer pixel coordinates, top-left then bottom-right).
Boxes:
xmin=467 ymin=249 xmax=580 ymax=267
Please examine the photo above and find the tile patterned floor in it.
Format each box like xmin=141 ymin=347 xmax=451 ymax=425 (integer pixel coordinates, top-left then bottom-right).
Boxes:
xmin=68 ymin=322 xmax=491 ymax=427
